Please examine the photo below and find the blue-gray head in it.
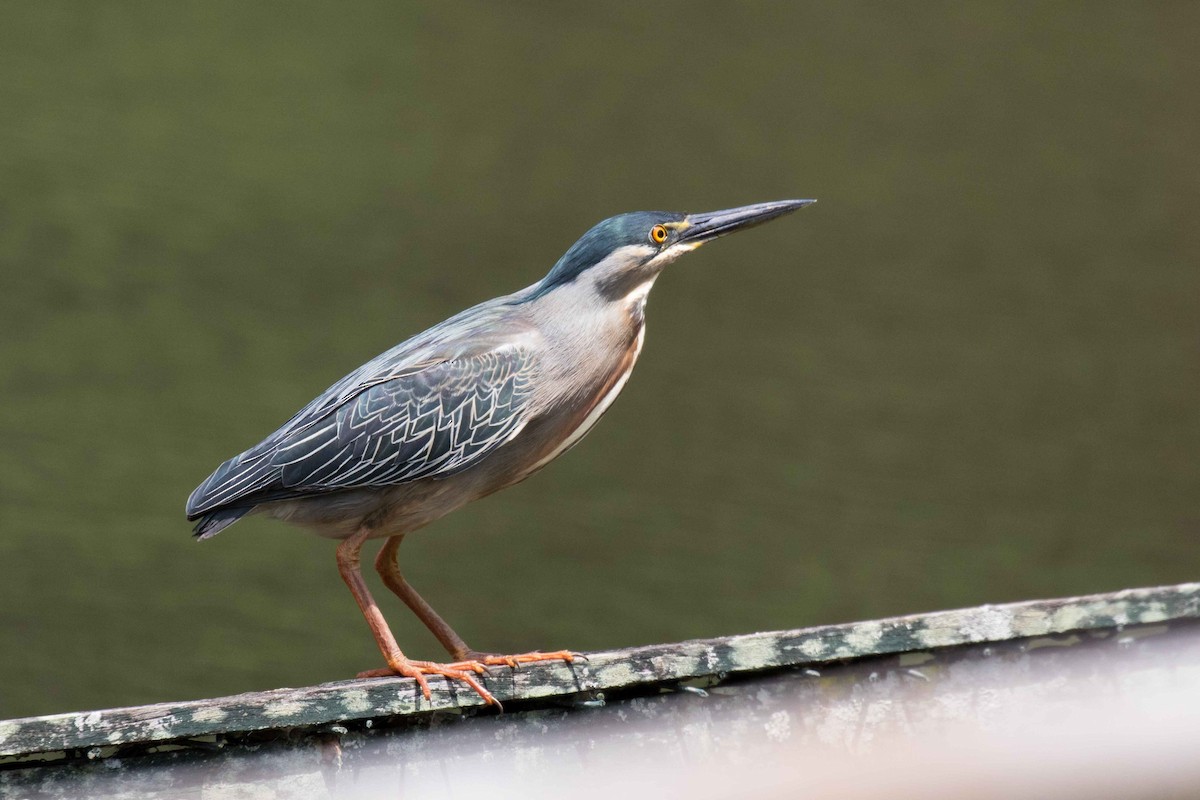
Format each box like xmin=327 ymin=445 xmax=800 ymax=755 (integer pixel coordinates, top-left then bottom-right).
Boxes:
xmin=535 ymin=199 xmax=816 ymax=302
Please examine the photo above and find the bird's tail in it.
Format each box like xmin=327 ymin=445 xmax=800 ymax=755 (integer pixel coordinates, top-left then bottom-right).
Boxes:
xmin=192 ymin=507 xmax=251 ymax=540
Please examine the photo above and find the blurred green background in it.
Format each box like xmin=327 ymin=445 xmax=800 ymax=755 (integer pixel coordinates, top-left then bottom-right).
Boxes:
xmin=1 ymin=3 xmax=1197 ymax=718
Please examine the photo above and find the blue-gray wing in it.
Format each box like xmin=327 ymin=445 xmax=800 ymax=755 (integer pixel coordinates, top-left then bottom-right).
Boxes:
xmin=187 ymin=347 xmax=536 ymax=516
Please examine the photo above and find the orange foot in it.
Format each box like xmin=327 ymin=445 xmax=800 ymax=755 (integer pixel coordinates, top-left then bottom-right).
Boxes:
xmin=357 ymin=658 xmax=497 ymax=706
xmin=458 ymin=649 xmax=579 ymax=670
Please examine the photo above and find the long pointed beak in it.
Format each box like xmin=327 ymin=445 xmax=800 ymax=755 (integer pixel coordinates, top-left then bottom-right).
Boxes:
xmin=678 ymin=199 xmax=816 ymax=245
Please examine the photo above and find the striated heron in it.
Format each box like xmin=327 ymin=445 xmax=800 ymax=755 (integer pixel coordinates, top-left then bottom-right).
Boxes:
xmin=186 ymin=199 xmax=815 ymax=705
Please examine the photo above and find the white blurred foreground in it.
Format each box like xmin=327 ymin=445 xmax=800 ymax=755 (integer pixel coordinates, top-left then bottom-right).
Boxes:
xmin=355 ymin=622 xmax=1200 ymax=799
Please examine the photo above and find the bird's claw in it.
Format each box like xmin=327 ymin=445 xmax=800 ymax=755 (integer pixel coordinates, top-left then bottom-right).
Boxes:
xmin=356 ymin=650 xmax=577 ymax=707
xmin=358 ymin=659 xmax=499 ymax=706
xmin=467 ymin=650 xmax=579 ymax=670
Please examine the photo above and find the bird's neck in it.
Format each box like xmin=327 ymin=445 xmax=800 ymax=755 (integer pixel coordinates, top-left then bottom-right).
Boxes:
xmin=523 ymin=275 xmax=652 ymax=385
xmin=530 ymin=271 xmax=653 ymax=337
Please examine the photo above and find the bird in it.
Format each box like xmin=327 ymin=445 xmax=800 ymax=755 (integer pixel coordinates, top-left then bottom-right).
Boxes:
xmin=186 ymin=199 xmax=815 ymax=705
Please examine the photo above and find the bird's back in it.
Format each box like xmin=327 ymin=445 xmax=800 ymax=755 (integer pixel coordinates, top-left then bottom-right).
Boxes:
xmin=186 ymin=292 xmax=541 ymax=537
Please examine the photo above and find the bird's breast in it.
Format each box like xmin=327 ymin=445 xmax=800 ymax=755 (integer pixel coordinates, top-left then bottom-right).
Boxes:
xmin=522 ymin=321 xmax=646 ymax=475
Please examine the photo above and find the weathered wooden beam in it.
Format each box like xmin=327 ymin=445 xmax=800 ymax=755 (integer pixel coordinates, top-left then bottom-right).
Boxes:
xmin=2 ymin=581 xmax=1197 ymax=760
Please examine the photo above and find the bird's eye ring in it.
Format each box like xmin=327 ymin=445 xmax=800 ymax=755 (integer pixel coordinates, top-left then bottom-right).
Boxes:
xmin=650 ymin=225 xmax=668 ymax=244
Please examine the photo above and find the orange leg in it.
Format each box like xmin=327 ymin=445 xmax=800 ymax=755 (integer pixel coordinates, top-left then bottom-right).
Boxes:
xmin=335 ymin=527 xmax=497 ymax=705
xmin=374 ymin=534 xmax=578 ymax=670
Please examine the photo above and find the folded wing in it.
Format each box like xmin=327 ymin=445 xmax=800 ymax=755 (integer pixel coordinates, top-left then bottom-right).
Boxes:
xmin=186 ymin=346 xmax=537 ymax=527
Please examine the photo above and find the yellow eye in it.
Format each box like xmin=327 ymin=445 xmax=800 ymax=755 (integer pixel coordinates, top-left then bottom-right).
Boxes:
xmin=650 ymin=225 xmax=668 ymax=244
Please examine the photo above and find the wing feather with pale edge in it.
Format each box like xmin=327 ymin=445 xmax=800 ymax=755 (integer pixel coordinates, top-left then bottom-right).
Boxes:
xmin=186 ymin=347 xmax=536 ymax=516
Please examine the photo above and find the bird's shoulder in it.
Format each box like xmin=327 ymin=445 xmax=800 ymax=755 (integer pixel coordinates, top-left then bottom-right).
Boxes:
xmin=186 ymin=297 xmax=542 ymax=517
xmin=292 ymin=301 xmax=537 ymax=426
